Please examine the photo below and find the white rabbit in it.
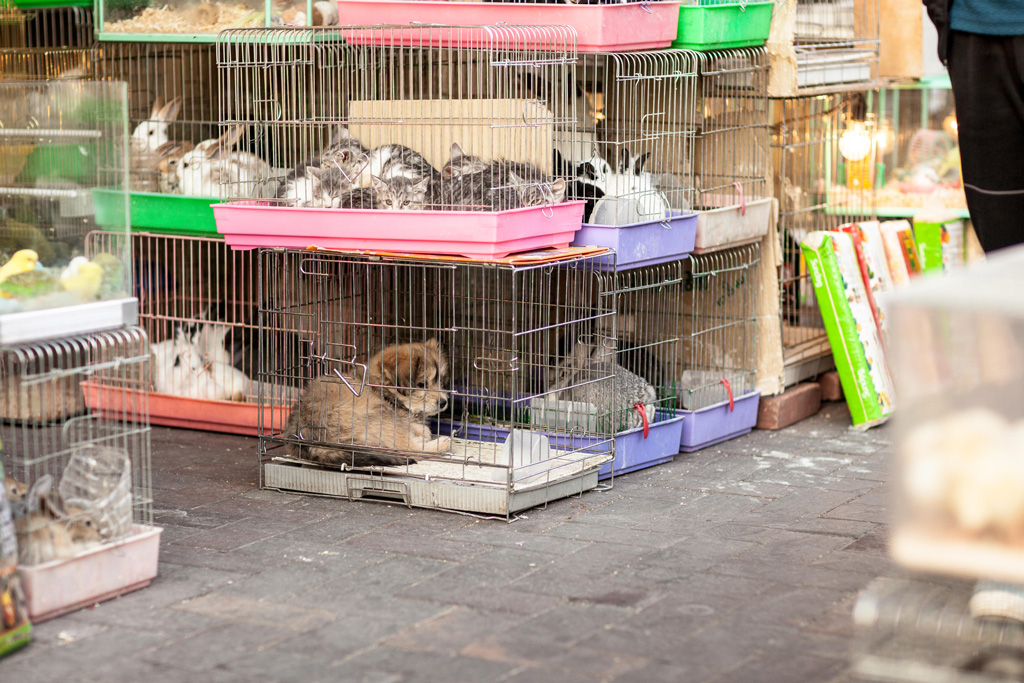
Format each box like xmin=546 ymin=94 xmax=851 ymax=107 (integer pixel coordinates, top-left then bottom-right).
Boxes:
xmin=151 ymin=327 xmax=203 ymax=397
xmin=131 ymin=96 xmax=182 ymax=156
xmin=178 ymin=125 xmax=272 ymax=198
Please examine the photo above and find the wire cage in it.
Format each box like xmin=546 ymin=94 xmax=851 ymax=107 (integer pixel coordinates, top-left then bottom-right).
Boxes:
xmin=97 ymin=0 xmax=329 ymax=41
xmin=83 ymin=231 xmax=283 ymax=434
xmin=212 ymin=25 xmax=581 ymax=257
xmin=0 ymin=80 xmax=134 ymax=345
xmin=0 ymin=46 xmax=92 ymax=81
xmin=853 ymin=577 xmax=1024 ymax=683
xmin=553 ymin=50 xmax=697 ymax=237
xmin=691 ymin=47 xmax=771 ymax=253
xmin=590 ymin=261 xmax=685 ymax=478
xmin=791 ymin=0 xmax=880 ymax=91
xmin=770 ymin=91 xmax=875 ymax=385
xmin=0 ymin=3 xmax=92 ymax=51
xmin=873 ymin=77 xmax=966 ymax=218
xmin=90 ymin=40 xmax=227 ymax=234
xmin=258 ymin=248 xmax=615 ymax=518
xmin=675 ymin=243 xmax=760 ymax=449
xmin=0 ymin=326 xmax=152 ymax=566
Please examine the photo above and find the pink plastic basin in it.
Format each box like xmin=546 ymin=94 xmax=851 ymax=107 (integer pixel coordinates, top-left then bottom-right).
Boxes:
xmin=336 ymin=1 xmax=684 ymax=52
xmin=213 ymin=201 xmax=585 ymax=260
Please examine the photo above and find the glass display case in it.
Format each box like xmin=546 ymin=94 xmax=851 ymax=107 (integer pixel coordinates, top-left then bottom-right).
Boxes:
xmin=888 ymin=246 xmax=1024 ymax=583
xmin=97 ymin=0 xmax=332 ymax=41
xmin=873 ymin=74 xmax=967 ymax=219
xmin=0 ymin=80 xmax=135 ymax=345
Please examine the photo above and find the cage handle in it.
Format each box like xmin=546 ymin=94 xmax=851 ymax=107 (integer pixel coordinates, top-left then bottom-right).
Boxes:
xmin=732 ymin=182 xmax=746 ymax=216
xmin=344 ymin=475 xmax=411 ymax=507
xmin=330 ymin=361 xmax=368 ymax=397
xmin=632 ymin=404 xmax=650 ymax=438
xmin=720 ymin=378 xmax=735 ymax=412
xmin=472 ymin=356 xmax=519 ymax=373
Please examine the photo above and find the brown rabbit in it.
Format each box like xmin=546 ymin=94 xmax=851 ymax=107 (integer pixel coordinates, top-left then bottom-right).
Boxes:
xmin=10 ymin=475 xmax=101 ymax=565
xmin=156 ymin=141 xmax=194 ymax=194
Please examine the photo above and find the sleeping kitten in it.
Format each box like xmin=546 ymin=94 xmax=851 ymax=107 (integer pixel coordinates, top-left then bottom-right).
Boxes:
xmin=319 ymin=126 xmax=368 ymax=182
xmin=440 ymin=143 xmax=565 ymax=209
xmin=338 ymin=175 xmax=432 ymax=210
xmin=277 ymin=163 xmax=352 ymax=207
xmin=351 ymin=144 xmax=439 ymax=189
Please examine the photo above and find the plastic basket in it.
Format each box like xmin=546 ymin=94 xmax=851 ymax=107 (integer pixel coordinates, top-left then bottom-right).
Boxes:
xmin=672 ymin=1 xmax=774 ymax=50
xmin=58 ymin=444 xmax=133 ymax=542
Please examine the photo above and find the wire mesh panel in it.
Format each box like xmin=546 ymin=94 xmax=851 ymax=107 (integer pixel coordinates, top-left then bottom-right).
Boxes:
xmin=215 ymin=25 xmax=576 ymax=209
xmin=693 ymin=48 xmax=770 ymax=214
xmin=554 ymin=50 xmax=697 ymax=225
xmin=93 ymin=42 xmax=221 ymax=197
xmin=84 ymin=232 xmax=278 ymax=416
xmin=793 ymin=0 xmax=879 ymax=91
xmin=258 ymin=248 xmax=614 ymax=517
xmin=0 ymin=4 xmax=93 ymax=50
xmin=594 ymin=263 xmax=682 ymax=431
xmin=771 ymin=92 xmax=874 ymax=377
xmin=677 ymin=244 xmax=759 ymax=411
xmin=0 ymin=46 xmax=92 ymax=81
xmin=0 ymin=326 xmax=152 ymax=565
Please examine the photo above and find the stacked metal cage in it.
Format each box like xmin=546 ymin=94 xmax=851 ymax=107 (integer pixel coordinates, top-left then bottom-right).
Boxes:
xmin=676 ymin=243 xmax=761 ymax=450
xmin=97 ymin=0 xmax=326 ymax=40
xmin=792 ymin=0 xmax=880 ymax=92
xmin=769 ymin=91 xmax=876 ymax=387
xmin=554 ymin=49 xmax=697 ymax=227
xmin=215 ymin=25 xmax=576 ymax=210
xmin=258 ymin=249 xmax=615 ymax=518
xmin=691 ymin=47 xmax=771 ymax=252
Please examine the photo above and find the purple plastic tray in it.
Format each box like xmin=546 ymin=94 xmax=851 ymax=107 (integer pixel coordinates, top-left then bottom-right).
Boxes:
xmin=433 ymin=410 xmax=683 ymax=480
xmin=572 ymin=212 xmax=697 ymax=271
xmin=676 ymin=390 xmax=760 ymax=452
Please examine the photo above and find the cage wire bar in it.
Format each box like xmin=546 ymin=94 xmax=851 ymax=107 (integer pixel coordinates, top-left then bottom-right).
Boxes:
xmin=257 ymin=248 xmax=615 ymax=517
xmin=0 ymin=326 xmax=153 ymax=562
xmin=93 ymin=41 xmax=220 ymax=195
xmin=692 ymin=47 xmax=770 ymax=215
xmin=792 ymin=0 xmax=880 ymax=92
xmin=553 ymin=49 xmax=696 ymax=224
xmin=0 ymin=2 xmax=92 ymax=50
xmin=771 ymin=91 xmax=875 ymax=384
xmin=677 ymin=243 xmax=760 ymax=410
xmin=215 ymin=25 xmax=577 ymax=208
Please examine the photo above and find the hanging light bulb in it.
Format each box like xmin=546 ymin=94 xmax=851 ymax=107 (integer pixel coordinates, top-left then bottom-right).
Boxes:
xmin=839 ymin=121 xmax=872 ymax=161
xmin=943 ymin=112 xmax=958 ymax=139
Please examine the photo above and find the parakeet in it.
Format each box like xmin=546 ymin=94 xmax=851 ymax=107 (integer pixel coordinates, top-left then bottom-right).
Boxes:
xmin=0 ymin=268 xmax=61 ymax=299
xmin=60 ymin=256 xmax=89 ymax=281
xmin=89 ymin=253 xmax=125 ymax=300
xmin=0 ymin=249 xmax=38 ymax=285
xmin=60 ymin=261 xmax=103 ymax=301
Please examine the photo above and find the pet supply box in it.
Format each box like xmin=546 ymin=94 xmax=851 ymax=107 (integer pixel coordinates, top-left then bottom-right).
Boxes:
xmin=800 ymin=231 xmax=895 ymax=429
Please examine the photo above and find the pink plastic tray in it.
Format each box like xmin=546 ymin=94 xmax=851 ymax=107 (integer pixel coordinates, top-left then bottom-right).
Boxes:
xmin=213 ymin=201 xmax=585 ymax=259
xmin=336 ymin=1 xmax=684 ymax=52
xmin=83 ymin=382 xmax=291 ymax=436
xmin=20 ymin=525 xmax=161 ymax=622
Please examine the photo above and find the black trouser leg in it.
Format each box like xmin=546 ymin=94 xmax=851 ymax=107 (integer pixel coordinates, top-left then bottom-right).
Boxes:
xmin=948 ymin=30 xmax=1024 ymax=253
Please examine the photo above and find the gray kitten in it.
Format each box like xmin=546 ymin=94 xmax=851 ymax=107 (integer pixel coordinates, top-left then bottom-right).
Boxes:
xmin=548 ymin=341 xmax=658 ymax=432
xmin=277 ymin=163 xmax=352 ymax=207
xmin=339 ymin=175 xmax=431 ymax=210
xmin=319 ymin=126 xmax=369 ymax=181
xmin=439 ymin=142 xmax=566 ymax=211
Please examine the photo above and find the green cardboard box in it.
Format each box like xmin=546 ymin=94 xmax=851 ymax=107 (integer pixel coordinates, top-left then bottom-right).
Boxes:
xmin=801 ymin=232 xmax=895 ymax=429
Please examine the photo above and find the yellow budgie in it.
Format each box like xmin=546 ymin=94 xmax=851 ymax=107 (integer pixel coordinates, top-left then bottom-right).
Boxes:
xmin=0 ymin=249 xmax=39 ymax=285
xmin=60 ymin=261 xmax=103 ymax=301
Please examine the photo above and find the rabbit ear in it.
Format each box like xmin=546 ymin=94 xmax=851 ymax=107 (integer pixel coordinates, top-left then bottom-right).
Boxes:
xmin=633 ymin=152 xmax=651 ymax=176
xmin=150 ymin=95 xmax=165 ymax=120
xmin=26 ymin=475 xmax=54 ymax=513
xmin=158 ymin=96 xmax=182 ymax=123
xmin=208 ymin=126 xmax=245 ymax=160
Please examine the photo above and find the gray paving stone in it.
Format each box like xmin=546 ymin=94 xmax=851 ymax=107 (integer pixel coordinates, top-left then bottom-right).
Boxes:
xmin=144 ymin=622 xmax=297 ymax=672
xmin=338 ymin=645 xmax=519 ymax=682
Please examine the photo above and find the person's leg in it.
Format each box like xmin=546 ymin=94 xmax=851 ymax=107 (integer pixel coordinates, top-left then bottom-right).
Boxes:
xmin=948 ymin=31 xmax=1024 ymax=253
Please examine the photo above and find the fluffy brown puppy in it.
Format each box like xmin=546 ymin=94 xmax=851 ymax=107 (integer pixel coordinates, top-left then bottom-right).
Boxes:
xmin=284 ymin=339 xmax=451 ymax=467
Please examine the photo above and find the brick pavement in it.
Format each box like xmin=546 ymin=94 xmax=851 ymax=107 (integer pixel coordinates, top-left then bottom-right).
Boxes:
xmin=3 ymin=403 xmax=908 ymax=682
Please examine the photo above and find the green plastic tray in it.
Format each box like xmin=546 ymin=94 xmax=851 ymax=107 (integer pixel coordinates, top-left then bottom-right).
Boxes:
xmin=92 ymin=188 xmax=223 ymax=236
xmin=672 ymin=1 xmax=774 ymax=51
xmin=15 ymin=0 xmax=90 ymax=7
